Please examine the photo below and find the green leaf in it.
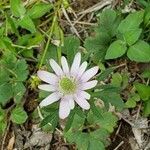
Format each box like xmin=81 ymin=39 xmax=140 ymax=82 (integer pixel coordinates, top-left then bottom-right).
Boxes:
xmin=97 ymin=9 xmax=120 ymax=37
xmin=0 ymin=107 xmax=5 ymax=121
xmin=62 ymin=36 xmax=80 ymax=64
xmin=134 ymin=83 xmax=150 ymax=101
xmin=125 ymin=98 xmax=137 ymax=108
xmin=19 ymin=15 xmax=36 ymax=33
xmin=118 ymin=11 xmax=144 ymax=33
xmin=27 ymin=3 xmax=53 ymax=19
xmin=141 ymin=70 xmax=150 ymax=79
xmin=127 ymin=40 xmax=150 ymax=62
xmin=123 ymin=28 xmax=142 ymax=46
xmin=111 ymin=73 xmax=122 ymax=87
xmin=13 ymin=82 xmax=26 ymax=103
xmin=11 ymin=107 xmax=28 ymax=124
xmin=97 ymin=91 xmax=124 ymax=111
xmin=88 ymin=138 xmax=105 ymax=150
xmin=105 ymin=40 xmax=127 ymax=59
xmin=98 ymin=67 xmax=114 ymax=81
xmin=0 ymin=121 xmax=7 ymax=134
xmin=143 ymin=99 xmax=150 ymax=116
xmin=13 ymin=59 xmax=29 ymax=81
xmin=0 ymin=83 xmax=13 ymax=105
xmin=10 ymin=0 xmax=26 ymax=18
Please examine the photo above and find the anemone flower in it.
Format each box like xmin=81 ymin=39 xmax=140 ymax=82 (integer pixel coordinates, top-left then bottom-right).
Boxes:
xmin=37 ymin=52 xmax=98 ymax=119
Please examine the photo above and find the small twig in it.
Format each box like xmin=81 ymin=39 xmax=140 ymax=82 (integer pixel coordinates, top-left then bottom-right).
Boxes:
xmin=114 ymin=141 xmax=124 ymax=150
xmin=62 ymin=5 xmax=82 ymax=40
xmin=78 ymin=0 xmax=113 ymax=15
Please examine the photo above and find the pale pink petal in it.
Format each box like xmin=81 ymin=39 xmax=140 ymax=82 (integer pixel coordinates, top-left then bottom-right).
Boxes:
xmin=70 ymin=52 xmax=81 ymax=76
xmin=81 ymin=80 xmax=98 ymax=90
xmin=49 ymin=59 xmax=63 ymax=76
xmin=38 ymin=84 xmax=57 ymax=92
xmin=78 ymin=91 xmax=91 ymax=100
xmin=76 ymin=61 xmax=87 ymax=78
xmin=39 ymin=92 xmax=61 ymax=107
xmin=59 ymin=99 xmax=70 ymax=119
xmin=61 ymin=56 xmax=69 ymax=74
xmin=69 ymin=98 xmax=75 ymax=109
xmin=80 ymin=66 xmax=99 ymax=82
xmin=37 ymin=70 xmax=58 ymax=85
xmin=74 ymin=95 xmax=90 ymax=110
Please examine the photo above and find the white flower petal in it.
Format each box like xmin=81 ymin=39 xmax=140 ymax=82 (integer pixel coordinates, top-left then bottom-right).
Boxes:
xmin=74 ymin=95 xmax=90 ymax=110
xmin=69 ymin=98 xmax=75 ymax=109
xmin=81 ymin=80 xmax=98 ymax=90
xmin=49 ymin=59 xmax=63 ymax=76
xmin=38 ymin=84 xmax=57 ymax=92
xmin=76 ymin=61 xmax=87 ymax=78
xmin=37 ymin=70 xmax=58 ymax=85
xmin=61 ymin=56 xmax=69 ymax=74
xmin=70 ymin=52 xmax=81 ymax=76
xmin=80 ymin=66 xmax=99 ymax=82
xmin=78 ymin=91 xmax=91 ymax=100
xmin=59 ymin=99 xmax=70 ymax=119
xmin=40 ymin=92 xmax=61 ymax=107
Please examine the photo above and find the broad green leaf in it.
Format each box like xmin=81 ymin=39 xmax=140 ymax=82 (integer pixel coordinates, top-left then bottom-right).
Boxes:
xmin=0 ymin=83 xmax=13 ymax=105
xmin=11 ymin=107 xmax=28 ymax=124
xmin=134 ymin=83 xmax=150 ymax=101
xmin=144 ymin=6 xmax=150 ymax=25
xmin=143 ymin=100 xmax=150 ymax=116
xmin=118 ymin=11 xmax=144 ymax=33
xmin=0 ymin=108 xmax=5 ymax=121
xmin=10 ymin=0 xmax=26 ymax=18
xmin=27 ymin=3 xmax=53 ymax=19
xmin=88 ymin=138 xmax=105 ymax=150
xmin=105 ymin=40 xmax=127 ymax=59
xmin=123 ymin=28 xmax=142 ymax=46
xmin=127 ymin=40 xmax=150 ymax=62
xmin=19 ymin=15 xmax=36 ymax=33
xmin=62 ymin=36 xmax=80 ymax=64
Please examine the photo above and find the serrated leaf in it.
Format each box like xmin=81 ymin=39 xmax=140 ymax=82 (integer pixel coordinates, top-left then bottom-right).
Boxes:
xmin=10 ymin=0 xmax=26 ymax=18
xmin=88 ymin=138 xmax=105 ymax=150
xmin=98 ymin=91 xmax=124 ymax=111
xmin=27 ymin=3 xmax=53 ymax=19
xmin=11 ymin=107 xmax=28 ymax=124
xmin=97 ymin=9 xmax=120 ymax=37
xmin=62 ymin=36 xmax=80 ymax=64
xmin=105 ymin=40 xmax=127 ymax=59
xmin=13 ymin=82 xmax=26 ymax=103
xmin=19 ymin=15 xmax=36 ymax=33
xmin=127 ymin=40 xmax=150 ymax=62
xmin=0 ymin=83 xmax=13 ymax=105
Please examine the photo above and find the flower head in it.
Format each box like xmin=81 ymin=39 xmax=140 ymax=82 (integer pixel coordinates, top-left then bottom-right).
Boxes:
xmin=37 ymin=53 xmax=98 ymax=119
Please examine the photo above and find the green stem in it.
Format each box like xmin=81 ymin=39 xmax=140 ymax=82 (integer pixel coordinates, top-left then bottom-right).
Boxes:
xmin=38 ymin=14 xmax=57 ymax=68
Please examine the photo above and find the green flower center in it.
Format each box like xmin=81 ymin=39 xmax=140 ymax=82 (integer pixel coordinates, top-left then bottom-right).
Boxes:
xmin=59 ymin=77 xmax=76 ymax=94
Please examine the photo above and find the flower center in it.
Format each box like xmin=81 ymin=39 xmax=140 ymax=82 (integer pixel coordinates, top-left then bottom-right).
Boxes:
xmin=59 ymin=77 xmax=76 ymax=94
